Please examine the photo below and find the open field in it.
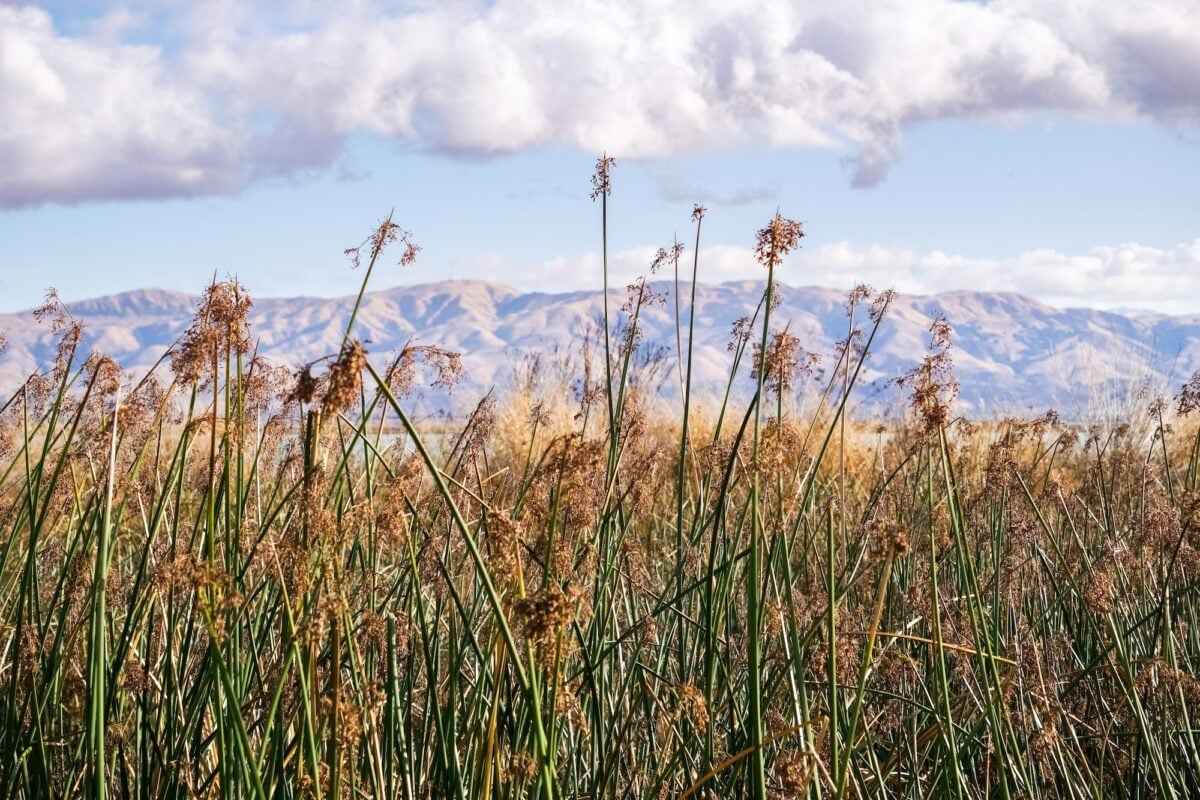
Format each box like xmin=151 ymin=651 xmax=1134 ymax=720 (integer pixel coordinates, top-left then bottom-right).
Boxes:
xmin=3 ymin=185 xmax=1200 ymax=800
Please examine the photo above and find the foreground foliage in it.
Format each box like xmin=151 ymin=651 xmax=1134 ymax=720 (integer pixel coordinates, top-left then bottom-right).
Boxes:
xmin=3 ymin=173 xmax=1200 ymax=799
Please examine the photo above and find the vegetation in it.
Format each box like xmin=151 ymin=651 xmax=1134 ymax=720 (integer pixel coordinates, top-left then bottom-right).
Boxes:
xmin=2 ymin=158 xmax=1200 ymax=799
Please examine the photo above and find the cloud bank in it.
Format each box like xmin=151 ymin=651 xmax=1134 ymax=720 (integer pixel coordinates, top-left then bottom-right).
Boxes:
xmin=2 ymin=0 xmax=1199 ymax=206
xmin=505 ymin=238 xmax=1200 ymax=315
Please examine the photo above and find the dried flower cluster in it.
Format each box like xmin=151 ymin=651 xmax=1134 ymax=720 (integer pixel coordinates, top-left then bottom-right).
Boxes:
xmin=895 ymin=315 xmax=959 ymax=433
xmin=322 ymin=340 xmax=368 ymax=414
xmin=650 ymin=242 xmax=685 ymax=274
xmin=590 ymin=153 xmax=615 ymax=200
xmin=754 ymin=212 xmax=806 ymax=270
xmin=343 ymin=213 xmax=420 ymax=270
xmin=515 ymin=584 xmax=575 ymax=665
xmin=751 ymin=328 xmax=819 ymax=397
xmin=387 ymin=344 xmax=464 ymax=398
xmin=171 ymin=279 xmax=253 ymax=387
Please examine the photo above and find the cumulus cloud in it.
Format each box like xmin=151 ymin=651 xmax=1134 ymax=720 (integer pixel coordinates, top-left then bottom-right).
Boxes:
xmin=794 ymin=239 xmax=1200 ymax=313
xmin=1 ymin=0 xmax=1199 ymax=206
xmin=0 ymin=6 xmax=244 ymax=205
xmin=497 ymin=239 xmax=1200 ymax=314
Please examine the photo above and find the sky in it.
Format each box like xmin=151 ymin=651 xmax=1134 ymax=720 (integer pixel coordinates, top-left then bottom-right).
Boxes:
xmin=1 ymin=0 xmax=1198 ymax=313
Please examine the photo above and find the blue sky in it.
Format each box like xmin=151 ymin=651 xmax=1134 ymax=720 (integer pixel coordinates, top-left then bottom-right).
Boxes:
xmin=2 ymin=1 xmax=1199 ymax=312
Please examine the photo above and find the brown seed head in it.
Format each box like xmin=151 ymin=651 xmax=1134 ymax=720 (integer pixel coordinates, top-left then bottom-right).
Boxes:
xmin=870 ymin=288 xmax=895 ymax=323
xmin=751 ymin=328 xmax=818 ymax=397
xmin=84 ymin=353 xmax=122 ymax=398
xmin=33 ymin=289 xmax=70 ymax=332
xmin=323 ymin=341 xmax=367 ymax=414
xmin=387 ymin=344 xmax=464 ymax=398
xmin=774 ymin=750 xmax=814 ymax=797
xmin=506 ymin=751 xmax=538 ymax=785
xmin=528 ymin=400 xmax=552 ymax=428
xmin=344 ymin=214 xmax=420 ymax=270
xmin=869 ymin=520 xmax=911 ymax=559
xmin=1178 ymin=371 xmax=1200 ymax=416
xmin=650 ymin=242 xmax=685 ymax=274
xmin=516 ymin=584 xmax=575 ymax=652
xmin=590 ymin=153 xmax=615 ymax=200
xmin=675 ymin=682 xmax=710 ymax=730
xmin=171 ymin=279 xmax=254 ymax=387
xmin=753 ymin=212 xmax=805 ymax=270
xmin=894 ymin=315 xmax=958 ymax=434
xmin=846 ymin=283 xmax=873 ymax=312
xmin=728 ymin=316 xmax=754 ymax=352
xmin=289 ymin=365 xmax=319 ymax=405
xmin=485 ymin=513 xmax=525 ymax=587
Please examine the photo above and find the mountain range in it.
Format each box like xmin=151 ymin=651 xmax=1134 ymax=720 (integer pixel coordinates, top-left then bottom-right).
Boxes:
xmin=2 ymin=280 xmax=1196 ymax=419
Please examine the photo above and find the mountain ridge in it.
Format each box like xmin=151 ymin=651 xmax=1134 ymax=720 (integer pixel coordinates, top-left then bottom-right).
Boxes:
xmin=2 ymin=280 xmax=1195 ymax=418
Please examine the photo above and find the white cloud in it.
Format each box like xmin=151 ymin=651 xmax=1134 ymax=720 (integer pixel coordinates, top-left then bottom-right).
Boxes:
xmin=793 ymin=239 xmax=1200 ymax=314
xmin=1 ymin=0 xmax=1199 ymax=205
xmin=0 ymin=6 xmax=243 ymax=205
xmin=461 ymin=238 xmax=1200 ymax=314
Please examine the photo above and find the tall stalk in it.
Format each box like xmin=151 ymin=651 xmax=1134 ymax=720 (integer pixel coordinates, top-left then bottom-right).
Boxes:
xmin=86 ymin=394 xmax=119 ymax=800
xmin=746 ymin=212 xmax=803 ymax=799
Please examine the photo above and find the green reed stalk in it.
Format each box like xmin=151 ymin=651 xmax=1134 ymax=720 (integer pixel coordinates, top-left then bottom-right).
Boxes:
xmin=746 ymin=248 xmax=776 ymax=800
xmin=676 ymin=219 xmax=701 ymax=682
xmin=86 ymin=395 xmax=119 ymax=800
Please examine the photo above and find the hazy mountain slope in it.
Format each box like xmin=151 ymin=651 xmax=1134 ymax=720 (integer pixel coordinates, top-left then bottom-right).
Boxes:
xmin=1 ymin=280 xmax=1195 ymax=418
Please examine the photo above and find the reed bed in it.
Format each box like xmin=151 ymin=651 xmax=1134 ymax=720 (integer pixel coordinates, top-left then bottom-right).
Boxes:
xmin=2 ymin=159 xmax=1200 ymax=799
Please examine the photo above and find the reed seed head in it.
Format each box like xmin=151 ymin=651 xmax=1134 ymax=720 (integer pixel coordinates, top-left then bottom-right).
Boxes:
xmin=322 ymin=340 xmax=367 ymax=414
xmin=753 ymin=212 xmax=805 ymax=270
xmin=590 ymin=152 xmax=615 ymax=200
